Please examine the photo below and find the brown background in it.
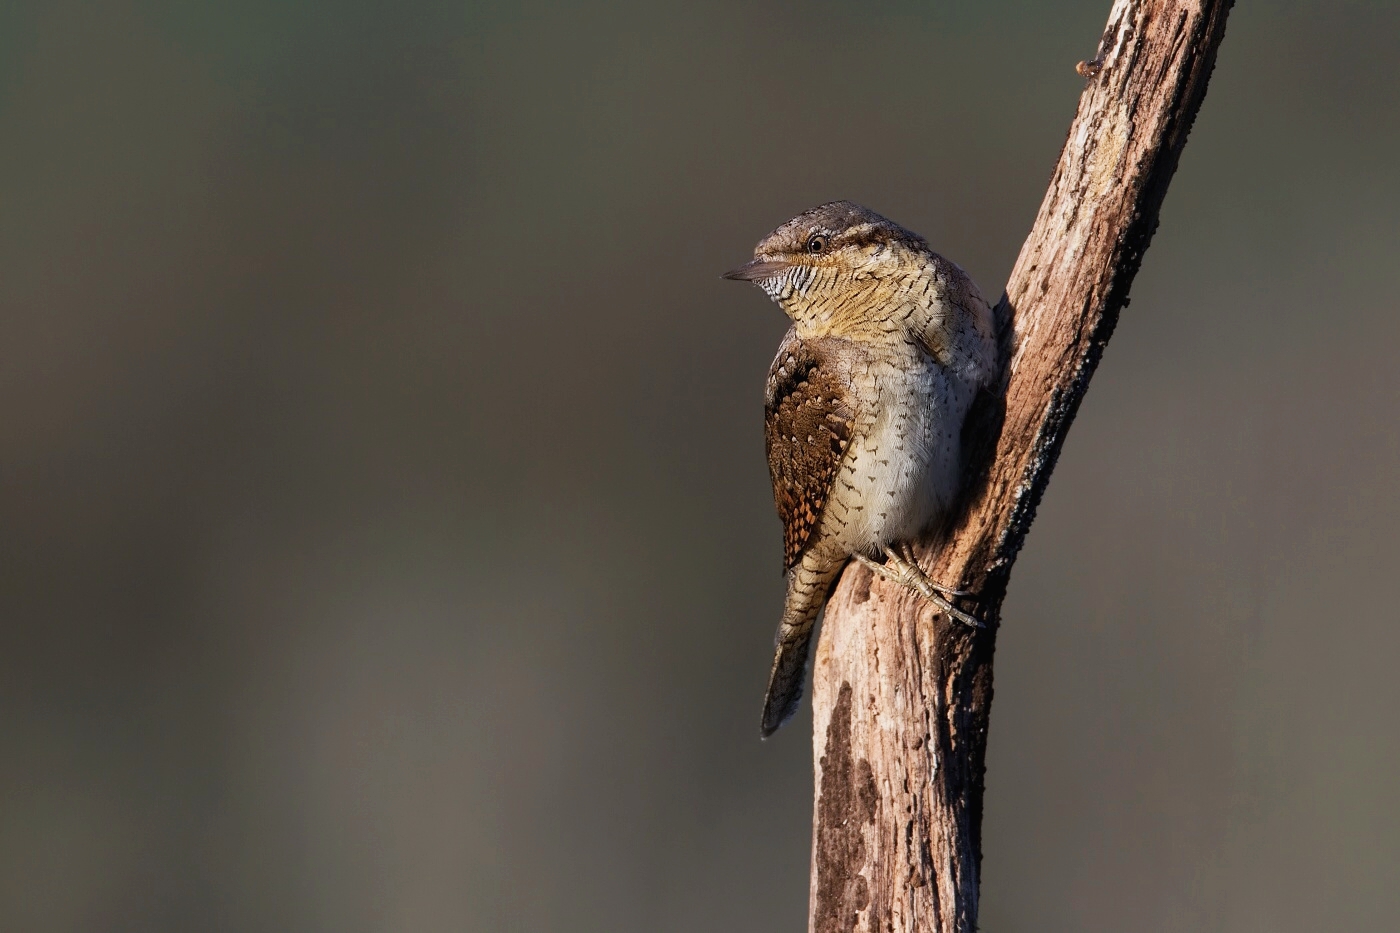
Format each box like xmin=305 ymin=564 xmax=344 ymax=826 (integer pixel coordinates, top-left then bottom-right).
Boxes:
xmin=2 ymin=1 xmax=1398 ymax=930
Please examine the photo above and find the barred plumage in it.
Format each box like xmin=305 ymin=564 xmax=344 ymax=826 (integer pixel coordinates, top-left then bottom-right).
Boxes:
xmin=725 ymin=201 xmax=998 ymax=737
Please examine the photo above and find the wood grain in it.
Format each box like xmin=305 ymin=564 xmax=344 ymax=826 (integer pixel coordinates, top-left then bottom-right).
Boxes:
xmin=807 ymin=2 xmax=1235 ymax=931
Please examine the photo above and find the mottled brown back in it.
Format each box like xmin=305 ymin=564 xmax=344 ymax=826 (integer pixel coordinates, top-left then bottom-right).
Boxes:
xmin=764 ymin=334 xmax=854 ymax=569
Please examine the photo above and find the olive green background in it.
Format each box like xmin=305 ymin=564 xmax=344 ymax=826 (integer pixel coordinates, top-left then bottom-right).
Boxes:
xmin=3 ymin=1 xmax=1398 ymax=930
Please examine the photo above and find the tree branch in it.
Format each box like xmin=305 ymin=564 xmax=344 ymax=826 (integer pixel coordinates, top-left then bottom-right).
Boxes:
xmin=807 ymin=2 xmax=1234 ymax=931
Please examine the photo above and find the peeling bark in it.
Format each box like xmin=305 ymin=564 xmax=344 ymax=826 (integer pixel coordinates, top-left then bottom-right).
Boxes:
xmin=808 ymin=3 xmax=1234 ymax=931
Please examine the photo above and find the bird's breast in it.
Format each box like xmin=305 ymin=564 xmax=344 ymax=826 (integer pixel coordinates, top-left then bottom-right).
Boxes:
xmin=819 ymin=345 xmax=973 ymax=554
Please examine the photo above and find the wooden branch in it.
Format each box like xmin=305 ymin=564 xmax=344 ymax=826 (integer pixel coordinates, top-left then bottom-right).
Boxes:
xmin=807 ymin=2 xmax=1234 ymax=931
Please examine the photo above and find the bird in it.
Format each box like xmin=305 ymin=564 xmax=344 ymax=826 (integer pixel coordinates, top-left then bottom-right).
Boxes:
xmin=724 ymin=201 xmax=998 ymax=737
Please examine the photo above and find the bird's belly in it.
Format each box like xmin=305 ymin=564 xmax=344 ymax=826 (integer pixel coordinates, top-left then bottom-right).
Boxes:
xmin=820 ymin=360 xmax=967 ymax=556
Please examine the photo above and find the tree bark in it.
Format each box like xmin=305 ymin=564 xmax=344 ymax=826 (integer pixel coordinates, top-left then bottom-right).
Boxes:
xmin=807 ymin=2 xmax=1233 ymax=931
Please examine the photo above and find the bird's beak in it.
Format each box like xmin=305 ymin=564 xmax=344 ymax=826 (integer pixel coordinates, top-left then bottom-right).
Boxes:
xmin=722 ymin=259 xmax=791 ymax=282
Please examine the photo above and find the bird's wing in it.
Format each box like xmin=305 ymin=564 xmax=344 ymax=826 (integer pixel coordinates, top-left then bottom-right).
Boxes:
xmin=764 ymin=334 xmax=856 ymax=570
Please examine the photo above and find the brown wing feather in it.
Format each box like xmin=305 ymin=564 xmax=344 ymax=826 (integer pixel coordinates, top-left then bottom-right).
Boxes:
xmin=764 ymin=334 xmax=854 ymax=569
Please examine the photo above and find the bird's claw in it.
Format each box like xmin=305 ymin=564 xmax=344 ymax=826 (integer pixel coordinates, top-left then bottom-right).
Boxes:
xmin=851 ymin=550 xmax=984 ymax=629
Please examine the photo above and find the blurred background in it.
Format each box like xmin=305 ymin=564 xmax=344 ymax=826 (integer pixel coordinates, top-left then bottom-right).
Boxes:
xmin=2 ymin=1 xmax=1398 ymax=930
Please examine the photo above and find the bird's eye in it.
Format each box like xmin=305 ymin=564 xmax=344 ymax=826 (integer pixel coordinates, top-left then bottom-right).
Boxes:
xmin=806 ymin=235 xmax=827 ymax=254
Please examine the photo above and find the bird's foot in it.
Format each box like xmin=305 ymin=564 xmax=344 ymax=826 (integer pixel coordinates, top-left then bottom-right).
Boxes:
xmin=851 ymin=548 xmax=983 ymax=629
xmin=892 ymin=542 xmax=974 ymax=596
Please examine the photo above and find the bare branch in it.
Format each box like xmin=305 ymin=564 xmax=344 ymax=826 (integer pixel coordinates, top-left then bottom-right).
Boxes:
xmin=808 ymin=2 xmax=1234 ymax=931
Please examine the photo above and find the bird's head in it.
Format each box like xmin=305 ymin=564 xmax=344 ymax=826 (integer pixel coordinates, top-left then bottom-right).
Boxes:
xmin=723 ymin=201 xmax=931 ymax=326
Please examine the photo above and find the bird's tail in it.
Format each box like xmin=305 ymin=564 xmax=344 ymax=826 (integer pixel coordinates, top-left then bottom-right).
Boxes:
xmin=760 ymin=556 xmax=844 ymax=738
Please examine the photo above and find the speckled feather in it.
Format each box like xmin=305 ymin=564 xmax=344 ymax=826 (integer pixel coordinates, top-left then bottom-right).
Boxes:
xmin=764 ymin=338 xmax=854 ymax=570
